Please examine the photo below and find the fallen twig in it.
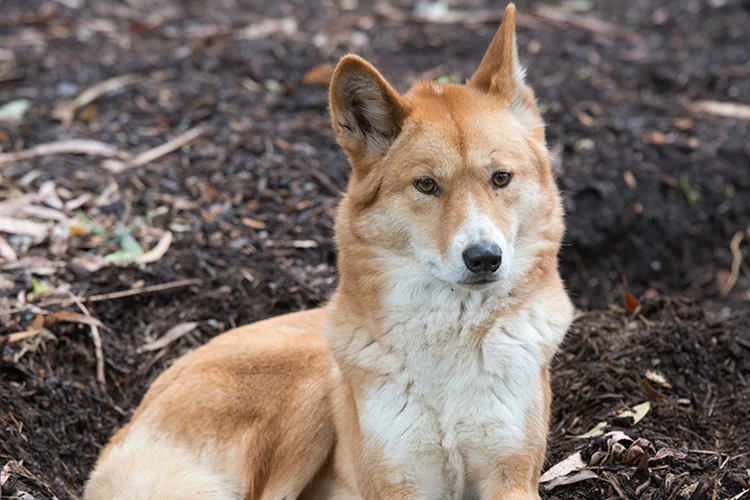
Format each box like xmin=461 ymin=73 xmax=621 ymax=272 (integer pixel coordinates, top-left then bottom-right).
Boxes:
xmin=374 ymin=4 xmax=644 ymax=45
xmin=137 ymin=321 xmax=199 ymax=353
xmin=102 ymin=126 xmax=206 ymax=174
xmin=720 ymin=232 xmax=745 ymax=298
xmin=136 ymin=231 xmax=173 ymax=264
xmin=52 ymin=74 xmax=144 ymax=128
xmin=0 ymin=139 xmax=131 ymax=167
xmin=70 ymin=293 xmax=106 ymax=386
xmin=729 ymin=489 xmax=750 ymax=500
xmin=693 ymin=101 xmax=750 ymax=121
xmin=0 ymin=278 xmax=202 ymax=317
xmin=534 ymin=7 xmax=645 ymax=46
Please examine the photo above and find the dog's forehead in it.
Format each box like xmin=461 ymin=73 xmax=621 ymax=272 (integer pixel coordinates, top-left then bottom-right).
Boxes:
xmin=400 ymin=83 xmax=536 ymax=174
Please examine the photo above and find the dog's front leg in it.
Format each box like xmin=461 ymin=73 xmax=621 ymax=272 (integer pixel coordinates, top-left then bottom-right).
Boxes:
xmin=476 ymin=451 xmax=545 ymax=500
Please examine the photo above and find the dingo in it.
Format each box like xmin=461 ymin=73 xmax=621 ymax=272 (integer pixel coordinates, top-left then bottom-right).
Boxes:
xmin=84 ymin=5 xmax=574 ymax=499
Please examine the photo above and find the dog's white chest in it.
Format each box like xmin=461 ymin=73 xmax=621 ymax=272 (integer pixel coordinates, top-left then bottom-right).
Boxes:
xmin=357 ymin=309 xmax=546 ymax=499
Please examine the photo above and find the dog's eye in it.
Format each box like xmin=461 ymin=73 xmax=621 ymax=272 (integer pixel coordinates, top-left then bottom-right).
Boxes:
xmin=492 ymin=171 xmax=513 ymax=189
xmin=414 ymin=177 xmax=439 ymax=195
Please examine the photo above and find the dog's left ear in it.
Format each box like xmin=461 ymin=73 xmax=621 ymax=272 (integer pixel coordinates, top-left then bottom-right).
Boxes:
xmin=469 ymin=4 xmax=539 ymax=122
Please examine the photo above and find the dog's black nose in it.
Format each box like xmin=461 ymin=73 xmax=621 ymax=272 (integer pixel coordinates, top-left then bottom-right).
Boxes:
xmin=462 ymin=243 xmax=502 ymax=274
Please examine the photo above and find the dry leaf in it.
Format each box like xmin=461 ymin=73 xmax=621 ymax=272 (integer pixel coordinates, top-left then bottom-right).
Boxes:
xmin=540 ymin=452 xmax=587 ymax=483
xmin=573 ymin=421 xmax=608 ymax=439
xmin=617 ymin=401 xmax=651 ymax=425
xmin=622 ymin=276 xmax=640 ymax=312
xmin=642 ymin=378 xmax=669 ymax=400
xmin=136 ymin=231 xmax=173 ymax=264
xmin=605 ymin=430 xmax=633 ymax=447
xmin=652 ymin=447 xmax=688 ymax=461
xmin=45 ymin=311 xmax=111 ymax=332
xmin=543 ymin=470 xmax=599 ymax=491
xmin=302 ymin=64 xmax=335 ymax=86
xmin=138 ymin=322 xmax=199 ymax=353
xmin=0 ymin=461 xmax=10 ymax=487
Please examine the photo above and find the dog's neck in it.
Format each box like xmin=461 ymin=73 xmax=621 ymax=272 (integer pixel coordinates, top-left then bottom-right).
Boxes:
xmin=326 ymin=240 xmax=570 ymax=379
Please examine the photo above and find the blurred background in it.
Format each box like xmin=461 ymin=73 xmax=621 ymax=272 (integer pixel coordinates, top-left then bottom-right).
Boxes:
xmin=0 ymin=0 xmax=748 ymax=498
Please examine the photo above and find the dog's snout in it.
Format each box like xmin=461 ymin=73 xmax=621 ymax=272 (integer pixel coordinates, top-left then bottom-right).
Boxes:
xmin=462 ymin=243 xmax=502 ymax=274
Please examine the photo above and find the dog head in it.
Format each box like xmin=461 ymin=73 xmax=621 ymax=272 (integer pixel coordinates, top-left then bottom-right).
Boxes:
xmin=330 ymin=4 xmax=565 ymax=296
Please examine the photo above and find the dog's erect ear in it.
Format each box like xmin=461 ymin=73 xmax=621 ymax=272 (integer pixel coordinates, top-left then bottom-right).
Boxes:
xmin=469 ymin=4 xmax=530 ymax=103
xmin=330 ymin=55 xmax=409 ymax=164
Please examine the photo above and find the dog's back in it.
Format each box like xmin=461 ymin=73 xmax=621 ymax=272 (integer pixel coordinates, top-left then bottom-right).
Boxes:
xmin=84 ymin=309 xmax=336 ymax=500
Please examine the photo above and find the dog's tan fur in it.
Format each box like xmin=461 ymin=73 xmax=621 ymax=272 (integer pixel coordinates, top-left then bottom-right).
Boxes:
xmin=85 ymin=5 xmax=573 ymax=499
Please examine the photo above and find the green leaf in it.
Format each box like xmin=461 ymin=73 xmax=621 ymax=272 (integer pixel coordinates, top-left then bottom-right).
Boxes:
xmin=115 ymin=222 xmax=143 ymax=256
xmin=436 ymin=74 xmax=461 ymax=84
xmin=31 ymin=278 xmax=55 ymax=295
xmin=103 ymin=249 xmax=140 ymax=263
xmin=76 ymin=210 xmax=107 ymax=235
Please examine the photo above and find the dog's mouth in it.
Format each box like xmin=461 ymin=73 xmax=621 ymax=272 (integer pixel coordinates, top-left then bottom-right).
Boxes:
xmin=457 ymin=276 xmax=500 ymax=288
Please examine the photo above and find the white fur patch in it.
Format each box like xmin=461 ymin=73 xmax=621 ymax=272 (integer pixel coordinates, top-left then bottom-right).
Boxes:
xmin=84 ymin=425 xmax=243 ymax=500
xmin=353 ymin=256 xmax=568 ymax=499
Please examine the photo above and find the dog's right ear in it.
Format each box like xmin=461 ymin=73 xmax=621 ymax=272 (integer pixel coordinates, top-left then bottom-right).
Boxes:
xmin=330 ymin=55 xmax=410 ymax=166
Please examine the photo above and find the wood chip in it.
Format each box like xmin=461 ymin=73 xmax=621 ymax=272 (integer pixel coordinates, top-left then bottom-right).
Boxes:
xmin=0 ymin=235 xmax=17 ymax=262
xmin=0 ymin=193 xmax=42 ymax=216
xmin=64 ymin=193 xmax=92 ymax=212
xmin=136 ymin=231 xmax=173 ymax=264
xmin=52 ymin=74 xmax=143 ymax=128
xmin=0 ymin=216 xmax=48 ymax=239
xmin=101 ymin=126 xmax=205 ymax=174
xmin=0 ymin=139 xmax=130 ymax=167
xmin=137 ymin=322 xmax=199 ymax=353
xmin=17 ymin=205 xmax=68 ymax=222
xmin=645 ymin=369 xmax=672 ymax=388
xmin=7 ymin=328 xmax=50 ymax=342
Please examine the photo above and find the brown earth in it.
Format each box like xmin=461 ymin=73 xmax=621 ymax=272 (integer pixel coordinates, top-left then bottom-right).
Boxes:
xmin=1 ymin=0 xmax=749 ymax=498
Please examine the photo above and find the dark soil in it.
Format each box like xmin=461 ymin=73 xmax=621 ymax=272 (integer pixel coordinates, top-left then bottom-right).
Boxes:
xmin=1 ymin=0 xmax=749 ymax=498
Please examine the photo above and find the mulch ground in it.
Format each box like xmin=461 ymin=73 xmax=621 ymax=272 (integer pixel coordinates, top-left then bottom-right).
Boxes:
xmin=1 ymin=0 xmax=748 ymax=498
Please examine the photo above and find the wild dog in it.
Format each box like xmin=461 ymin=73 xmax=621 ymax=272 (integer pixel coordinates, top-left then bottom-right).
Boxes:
xmin=84 ymin=4 xmax=574 ymax=500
